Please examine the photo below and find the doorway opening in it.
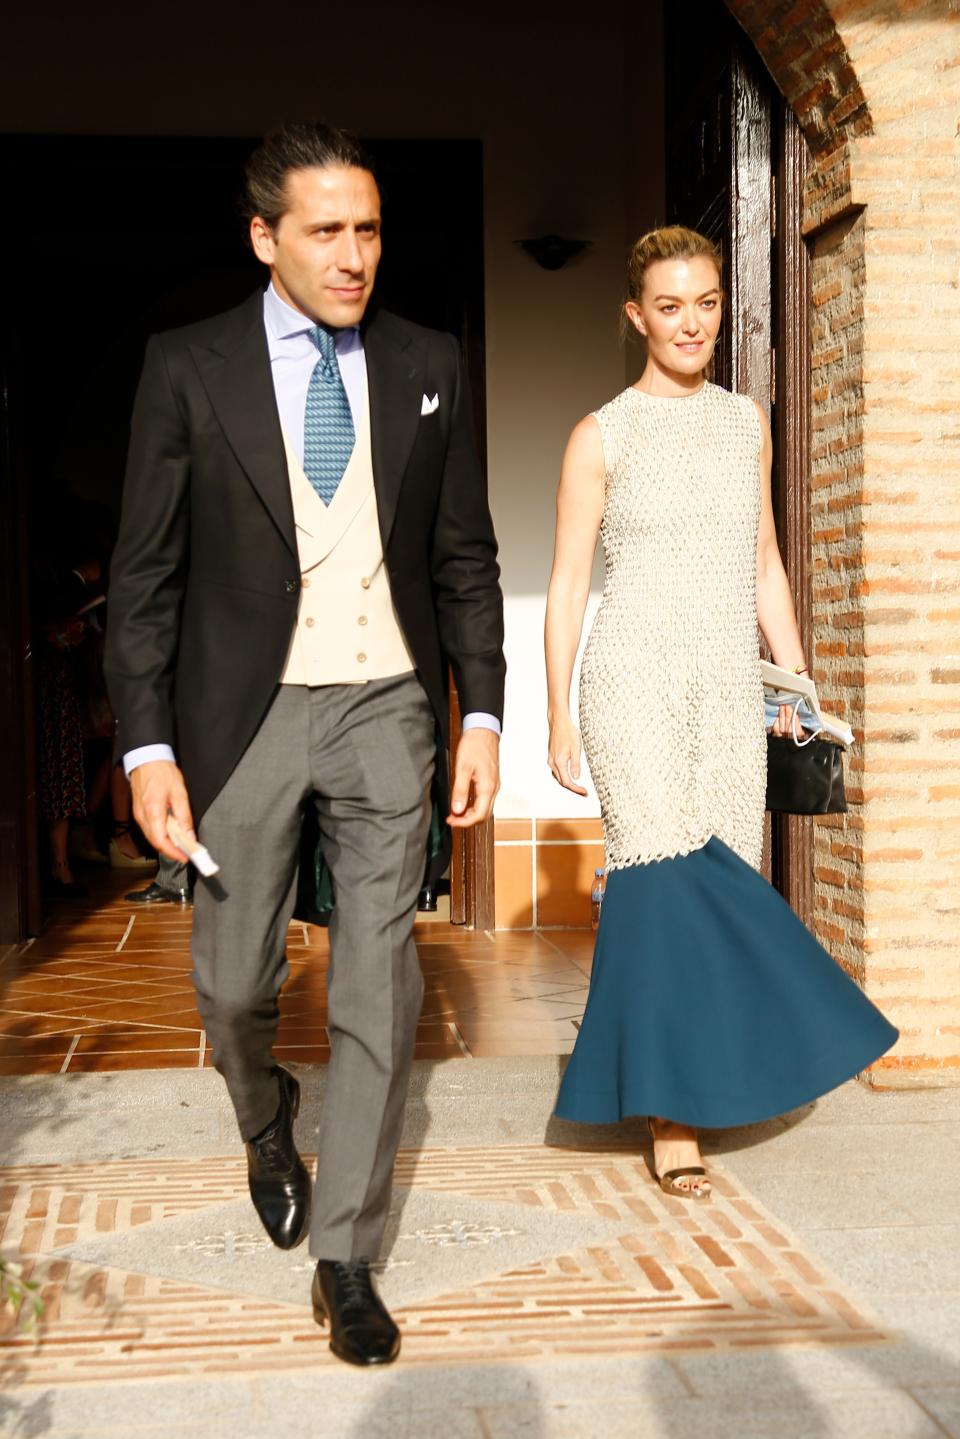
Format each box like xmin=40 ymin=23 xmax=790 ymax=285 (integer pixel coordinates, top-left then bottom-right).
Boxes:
xmin=0 ymin=133 xmax=491 ymax=941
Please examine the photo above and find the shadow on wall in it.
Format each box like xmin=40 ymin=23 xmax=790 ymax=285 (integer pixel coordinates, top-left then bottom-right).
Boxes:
xmin=494 ymin=819 xmax=604 ymax=930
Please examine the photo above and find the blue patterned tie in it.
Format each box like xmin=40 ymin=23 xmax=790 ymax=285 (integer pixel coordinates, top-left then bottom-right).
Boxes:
xmin=303 ymin=324 xmax=355 ymax=505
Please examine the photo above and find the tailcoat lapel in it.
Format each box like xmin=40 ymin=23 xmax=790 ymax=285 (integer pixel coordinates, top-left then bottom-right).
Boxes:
xmin=189 ymin=293 xmax=297 ymax=559
xmin=363 ymin=312 xmax=425 ymax=549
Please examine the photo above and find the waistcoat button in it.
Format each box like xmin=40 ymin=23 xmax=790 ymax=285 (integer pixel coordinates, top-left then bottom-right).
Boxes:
xmin=357 ymin=652 xmax=367 ymax=663
xmin=360 ymin=576 xmax=371 ymax=590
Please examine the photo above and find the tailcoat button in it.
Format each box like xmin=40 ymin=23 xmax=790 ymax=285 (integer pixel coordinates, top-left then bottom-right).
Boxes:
xmin=284 ymin=579 xmax=299 ymax=594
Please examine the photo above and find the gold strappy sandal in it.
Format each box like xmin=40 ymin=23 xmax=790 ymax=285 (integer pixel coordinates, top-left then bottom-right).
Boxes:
xmin=648 ymin=1118 xmax=712 ymax=1202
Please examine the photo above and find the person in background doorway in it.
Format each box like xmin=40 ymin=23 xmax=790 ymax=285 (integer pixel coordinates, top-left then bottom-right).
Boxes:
xmin=31 ymin=498 xmax=113 ymax=899
xmin=544 ymin=225 xmax=897 ymax=1199
xmin=52 ymin=496 xmax=156 ymax=876
xmin=73 ymin=759 xmax=158 ymax=871
xmin=105 ymin=121 xmax=504 ymax=1366
xmin=33 ymin=561 xmax=97 ymax=898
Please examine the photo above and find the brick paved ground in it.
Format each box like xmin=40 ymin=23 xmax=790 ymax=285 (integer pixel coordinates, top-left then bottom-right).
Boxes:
xmin=1 ymin=1060 xmax=959 ymax=1438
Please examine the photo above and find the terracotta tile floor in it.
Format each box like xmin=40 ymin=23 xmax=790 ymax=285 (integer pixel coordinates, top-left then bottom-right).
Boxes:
xmin=0 ymin=871 xmax=594 ymax=1075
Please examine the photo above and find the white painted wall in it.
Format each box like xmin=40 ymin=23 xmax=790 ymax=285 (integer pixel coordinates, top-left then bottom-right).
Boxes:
xmin=479 ymin=4 xmax=665 ymax=818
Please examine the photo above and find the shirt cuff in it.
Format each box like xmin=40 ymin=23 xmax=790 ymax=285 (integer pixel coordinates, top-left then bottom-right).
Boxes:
xmin=461 ymin=712 xmax=502 ymax=737
xmin=124 ymin=744 xmax=176 ymax=776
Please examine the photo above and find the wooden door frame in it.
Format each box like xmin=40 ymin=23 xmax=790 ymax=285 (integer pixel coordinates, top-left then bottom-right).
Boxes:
xmin=446 ymin=154 xmax=496 ymax=932
xmin=771 ymin=102 xmax=815 ymax=928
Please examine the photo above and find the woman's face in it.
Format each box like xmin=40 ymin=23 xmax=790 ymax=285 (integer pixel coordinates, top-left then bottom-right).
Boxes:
xmin=625 ymin=255 xmax=722 ymax=378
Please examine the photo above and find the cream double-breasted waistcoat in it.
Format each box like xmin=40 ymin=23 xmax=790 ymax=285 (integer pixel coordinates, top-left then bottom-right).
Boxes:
xmin=279 ymin=387 xmax=416 ymax=687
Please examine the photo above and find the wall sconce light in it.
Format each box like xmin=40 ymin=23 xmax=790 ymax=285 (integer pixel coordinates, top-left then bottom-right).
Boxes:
xmin=516 ymin=233 xmax=591 ymax=271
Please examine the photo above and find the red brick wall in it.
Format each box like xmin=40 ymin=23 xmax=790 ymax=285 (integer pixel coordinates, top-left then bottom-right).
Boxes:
xmin=727 ymin=0 xmax=960 ymax=1085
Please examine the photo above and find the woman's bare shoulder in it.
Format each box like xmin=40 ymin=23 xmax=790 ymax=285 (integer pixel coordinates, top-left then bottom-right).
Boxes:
xmin=564 ymin=413 xmax=605 ymax=473
xmin=567 ymin=389 xmax=633 ymax=459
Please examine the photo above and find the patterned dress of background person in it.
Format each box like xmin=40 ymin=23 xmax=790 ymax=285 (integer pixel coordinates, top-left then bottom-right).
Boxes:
xmin=31 ymin=501 xmax=111 ymax=896
xmin=34 ymin=570 xmax=89 ymax=843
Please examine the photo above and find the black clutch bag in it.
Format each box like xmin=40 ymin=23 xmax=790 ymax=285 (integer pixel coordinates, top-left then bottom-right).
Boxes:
xmin=765 ymin=734 xmax=847 ymax=815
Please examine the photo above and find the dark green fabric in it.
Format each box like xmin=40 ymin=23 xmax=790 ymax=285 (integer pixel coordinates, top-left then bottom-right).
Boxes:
xmin=294 ymin=766 xmax=447 ymax=924
xmin=555 ymin=837 xmax=898 ymax=1130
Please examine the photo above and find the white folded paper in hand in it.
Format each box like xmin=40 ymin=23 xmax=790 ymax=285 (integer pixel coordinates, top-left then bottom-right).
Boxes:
xmin=166 ymin=816 xmax=220 ymax=877
xmin=760 ymin=660 xmax=854 ymax=749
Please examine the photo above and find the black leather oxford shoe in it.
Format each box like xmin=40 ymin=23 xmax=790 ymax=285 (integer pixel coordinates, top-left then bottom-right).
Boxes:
xmin=417 ymin=883 xmax=438 ymax=912
xmin=312 ymin=1259 xmax=400 ymax=1366
xmin=245 ymin=1067 xmax=310 ymax=1249
xmin=124 ymin=880 xmax=190 ymax=904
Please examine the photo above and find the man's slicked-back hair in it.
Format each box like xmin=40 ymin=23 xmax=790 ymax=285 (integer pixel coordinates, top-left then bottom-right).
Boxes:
xmin=243 ymin=120 xmax=377 ymax=235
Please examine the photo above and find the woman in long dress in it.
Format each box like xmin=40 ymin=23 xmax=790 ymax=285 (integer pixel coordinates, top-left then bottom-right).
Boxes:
xmin=544 ymin=226 xmax=897 ymax=1199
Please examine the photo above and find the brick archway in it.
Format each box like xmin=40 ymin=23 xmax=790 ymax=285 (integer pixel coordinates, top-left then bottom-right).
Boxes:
xmin=725 ymin=0 xmax=871 ymax=227
xmin=725 ymin=0 xmax=871 ymax=143
xmin=716 ymin=0 xmax=960 ymax=1087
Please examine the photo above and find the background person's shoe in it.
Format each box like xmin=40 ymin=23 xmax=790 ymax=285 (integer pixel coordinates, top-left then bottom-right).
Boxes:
xmin=108 ymin=838 xmax=156 ymax=870
xmin=312 ymin=1259 xmax=400 ymax=1366
xmin=245 ymin=1067 xmax=310 ymax=1249
xmin=123 ymin=880 xmax=190 ymax=904
xmin=109 ymin=820 xmax=156 ymax=870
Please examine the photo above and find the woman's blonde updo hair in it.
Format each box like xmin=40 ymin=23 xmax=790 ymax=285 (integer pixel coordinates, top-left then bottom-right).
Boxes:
xmin=625 ymin=225 xmax=723 ymax=314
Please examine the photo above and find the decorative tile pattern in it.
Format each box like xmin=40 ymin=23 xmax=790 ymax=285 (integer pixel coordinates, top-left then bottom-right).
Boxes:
xmin=400 ymin=1220 xmax=526 ymax=1247
xmin=0 ymin=1140 xmax=885 ymax=1385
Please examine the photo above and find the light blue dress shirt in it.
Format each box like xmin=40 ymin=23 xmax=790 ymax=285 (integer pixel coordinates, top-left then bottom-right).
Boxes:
xmin=263 ymin=281 xmax=367 ymax=454
xmin=123 ymin=284 xmax=499 ymax=775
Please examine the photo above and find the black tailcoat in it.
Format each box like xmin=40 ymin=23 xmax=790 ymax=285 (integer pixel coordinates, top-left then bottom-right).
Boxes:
xmin=105 ymin=290 xmax=505 ymax=879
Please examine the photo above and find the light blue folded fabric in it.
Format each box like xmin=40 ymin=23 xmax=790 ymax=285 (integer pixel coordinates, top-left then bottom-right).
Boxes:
xmin=763 ymin=692 xmax=823 ymax=740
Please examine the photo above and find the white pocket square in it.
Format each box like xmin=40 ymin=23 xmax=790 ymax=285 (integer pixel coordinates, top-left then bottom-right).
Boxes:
xmin=421 ymin=392 xmax=440 ymax=416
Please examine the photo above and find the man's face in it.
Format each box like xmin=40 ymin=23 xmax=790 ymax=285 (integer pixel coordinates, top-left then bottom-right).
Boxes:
xmin=250 ymin=164 xmax=382 ymax=328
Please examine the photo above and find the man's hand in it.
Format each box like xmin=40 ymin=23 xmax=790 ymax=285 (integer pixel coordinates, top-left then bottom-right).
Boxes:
xmin=448 ymin=728 xmax=500 ymax=828
xmin=129 ymin=760 xmax=196 ymax=862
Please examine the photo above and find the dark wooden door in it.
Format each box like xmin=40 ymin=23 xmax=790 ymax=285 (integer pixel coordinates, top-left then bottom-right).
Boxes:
xmin=665 ymin=2 xmax=772 ymax=405
xmin=665 ymin=0 xmax=814 ymax=924
xmin=0 ymin=342 xmax=42 ymax=943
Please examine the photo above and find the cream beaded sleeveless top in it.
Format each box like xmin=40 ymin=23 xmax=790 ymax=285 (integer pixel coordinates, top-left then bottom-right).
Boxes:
xmin=578 ymin=382 xmax=767 ymax=871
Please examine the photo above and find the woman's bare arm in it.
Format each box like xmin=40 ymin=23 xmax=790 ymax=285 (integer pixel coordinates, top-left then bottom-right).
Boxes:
xmin=545 ymin=416 xmax=605 ymax=794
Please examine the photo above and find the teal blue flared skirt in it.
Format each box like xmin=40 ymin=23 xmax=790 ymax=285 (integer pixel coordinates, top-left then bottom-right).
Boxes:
xmin=555 ymin=837 xmax=898 ymax=1130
